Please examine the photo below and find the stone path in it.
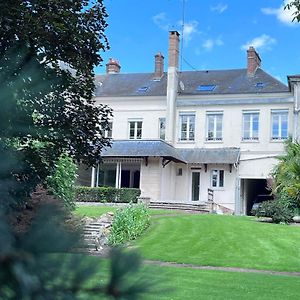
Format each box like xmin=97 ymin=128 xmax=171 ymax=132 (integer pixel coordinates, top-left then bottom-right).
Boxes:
xmin=143 ymin=260 xmax=300 ymax=277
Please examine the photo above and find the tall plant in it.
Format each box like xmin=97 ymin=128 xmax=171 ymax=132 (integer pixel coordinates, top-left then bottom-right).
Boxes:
xmin=46 ymin=154 xmax=78 ymax=211
xmin=272 ymin=139 xmax=300 ymax=210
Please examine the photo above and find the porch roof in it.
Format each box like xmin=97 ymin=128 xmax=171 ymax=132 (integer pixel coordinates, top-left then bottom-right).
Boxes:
xmin=178 ymin=148 xmax=240 ymax=164
xmin=101 ymin=140 xmax=185 ymax=163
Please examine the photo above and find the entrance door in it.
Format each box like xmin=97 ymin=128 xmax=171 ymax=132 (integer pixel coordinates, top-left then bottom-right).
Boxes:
xmin=191 ymin=171 xmax=200 ymax=201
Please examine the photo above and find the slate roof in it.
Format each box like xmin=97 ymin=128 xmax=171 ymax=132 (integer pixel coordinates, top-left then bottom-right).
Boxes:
xmin=101 ymin=140 xmax=185 ymax=163
xmin=95 ymin=68 xmax=289 ymax=97
xmin=101 ymin=140 xmax=240 ymax=164
xmin=178 ymin=148 xmax=240 ymax=164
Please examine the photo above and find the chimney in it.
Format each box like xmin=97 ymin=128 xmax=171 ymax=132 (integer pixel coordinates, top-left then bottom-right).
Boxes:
xmin=165 ymin=31 xmax=180 ymax=145
xmin=168 ymin=31 xmax=180 ymax=69
xmin=106 ymin=58 xmax=121 ymax=74
xmin=247 ymin=46 xmax=261 ymax=76
xmin=154 ymin=52 xmax=164 ymax=79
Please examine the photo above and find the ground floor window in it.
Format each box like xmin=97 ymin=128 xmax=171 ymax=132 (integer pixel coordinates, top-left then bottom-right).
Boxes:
xmin=94 ymin=162 xmax=140 ymax=188
xmin=211 ymin=170 xmax=224 ymax=188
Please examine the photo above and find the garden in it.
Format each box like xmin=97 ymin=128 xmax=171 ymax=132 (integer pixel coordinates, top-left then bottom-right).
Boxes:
xmin=75 ymin=204 xmax=300 ymax=299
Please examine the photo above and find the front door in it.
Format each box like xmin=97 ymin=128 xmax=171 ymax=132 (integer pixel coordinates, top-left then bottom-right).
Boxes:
xmin=191 ymin=171 xmax=200 ymax=201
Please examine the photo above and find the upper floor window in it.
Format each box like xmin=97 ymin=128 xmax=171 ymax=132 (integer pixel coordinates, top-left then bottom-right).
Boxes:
xmin=104 ymin=121 xmax=113 ymax=138
xmin=206 ymin=112 xmax=223 ymax=141
xmin=211 ymin=170 xmax=224 ymax=188
xmin=159 ymin=118 xmax=166 ymax=140
xmin=242 ymin=111 xmax=259 ymax=141
xmin=179 ymin=112 xmax=195 ymax=141
xmin=128 ymin=120 xmax=142 ymax=139
xmin=271 ymin=110 xmax=288 ymax=140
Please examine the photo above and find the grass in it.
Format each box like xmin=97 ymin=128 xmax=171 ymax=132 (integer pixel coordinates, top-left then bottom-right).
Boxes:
xmin=74 ymin=205 xmax=186 ymax=217
xmin=79 ymin=255 xmax=300 ymax=300
xmin=134 ymin=214 xmax=300 ymax=272
xmin=142 ymin=265 xmax=300 ymax=300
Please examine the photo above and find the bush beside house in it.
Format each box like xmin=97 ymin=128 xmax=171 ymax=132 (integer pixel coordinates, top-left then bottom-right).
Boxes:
xmin=108 ymin=204 xmax=150 ymax=245
xmin=75 ymin=186 xmax=141 ymax=203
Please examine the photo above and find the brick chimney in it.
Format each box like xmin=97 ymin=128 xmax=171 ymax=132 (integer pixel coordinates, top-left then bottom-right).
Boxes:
xmin=154 ymin=52 xmax=164 ymax=79
xmin=168 ymin=31 xmax=180 ymax=69
xmin=106 ymin=58 xmax=121 ymax=74
xmin=165 ymin=31 xmax=180 ymax=145
xmin=247 ymin=46 xmax=261 ymax=76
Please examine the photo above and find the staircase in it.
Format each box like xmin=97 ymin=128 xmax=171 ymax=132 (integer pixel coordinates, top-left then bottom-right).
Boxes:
xmin=149 ymin=202 xmax=210 ymax=212
xmin=83 ymin=222 xmax=103 ymax=251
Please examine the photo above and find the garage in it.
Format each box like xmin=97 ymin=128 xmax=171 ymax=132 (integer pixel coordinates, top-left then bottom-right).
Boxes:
xmin=240 ymin=178 xmax=273 ymax=215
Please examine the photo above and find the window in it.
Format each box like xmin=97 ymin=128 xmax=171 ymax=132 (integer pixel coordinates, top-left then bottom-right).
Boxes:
xmin=196 ymin=85 xmax=216 ymax=91
xmin=211 ymin=170 xmax=224 ymax=188
xmin=128 ymin=120 xmax=142 ymax=139
xmin=206 ymin=112 xmax=223 ymax=141
xmin=242 ymin=111 xmax=259 ymax=141
xmin=104 ymin=122 xmax=113 ymax=138
xmin=179 ymin=113 xmax=195 ymax=141
xmin=159 ymin=117 xmax=166 ymax=140
xmin=271 ymin=110 xmax=288 ymax=140
xmin=137 ymin=86 xmax=149 ymax=93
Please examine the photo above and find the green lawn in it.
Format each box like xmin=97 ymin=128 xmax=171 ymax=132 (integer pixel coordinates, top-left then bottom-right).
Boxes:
xmin=142 ymin=265 xmax=300 ymax=300
xmin=134 ymin=214 xmax=300 ymax=272
xmin=74 ymin=205 xmax=186 ymax=217
xmin=80 ymin=255 xmax=300 ymax=300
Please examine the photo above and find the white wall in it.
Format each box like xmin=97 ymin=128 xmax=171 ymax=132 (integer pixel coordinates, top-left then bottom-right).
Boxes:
xmin=140 ymin=157 xmax=161 ymax=201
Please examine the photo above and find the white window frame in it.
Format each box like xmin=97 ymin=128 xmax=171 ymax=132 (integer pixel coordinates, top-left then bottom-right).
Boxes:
xmin=211 ymin=169 xmax=224 ymax=188
xmin=179 ymin=112 xmax=195 ymax=141
xmin=104 ymin=121 xmax=113 ymax=138
xmin=271 ymin=110 xmax=288 ymax=140
xmin=206 ymin=111 xmax=223 ymax=141
xmin=159 ymin=117 xmax=166 ymax=140
xmin=128 ymin=119 xmax=143 ymax=139
xmin=242 ymin=111 xmax=259 ymax=141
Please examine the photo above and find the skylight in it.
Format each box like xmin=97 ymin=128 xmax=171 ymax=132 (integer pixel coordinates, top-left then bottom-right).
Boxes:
xmin=196 ymin=85 xmax=216 ymax=91
xmin=137 ymin=86 xmax=149 ymax=93
xmin=255 ymin=82 xmax=265 ymax=88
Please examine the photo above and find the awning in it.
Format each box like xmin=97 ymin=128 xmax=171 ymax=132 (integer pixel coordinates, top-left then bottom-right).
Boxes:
xmin=101 ymin=140 xmax=240 ymax=165
xmin=179 ymin=148 xmax=240 ymax=164
xmin=101 ymin=140 xmax=185 ymax=164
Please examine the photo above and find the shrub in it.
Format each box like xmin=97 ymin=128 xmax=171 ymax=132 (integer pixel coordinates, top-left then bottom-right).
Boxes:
xmin=108 ymin=204 xmax=150 ymax=246
xmin=46 ymin=154 xmax=78 ymax=211
xmin=74 ymin=186 xmax=141 ymax=203
xmin=255 ymin=200 xmax=294 ymax=224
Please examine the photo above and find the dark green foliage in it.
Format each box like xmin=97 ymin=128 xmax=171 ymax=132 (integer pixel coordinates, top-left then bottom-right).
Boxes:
xmin=75 ymin=186 xmax=141 ymax=203
xmin=46 ymin=154 xmax=78 ymax=211
xmin=0 ymin=0 xmax=112 ymax=209
xmin=255 ymin=200 xmax=294 ymax=224
xmin=109 ymin=205 xmax=150 ymax=246
xmin=272 ymin=140 xmax=300 ymax=207
xmin=0 ymin=205 xmax=147 ymax=299
xmin=285 ymin=0 xmax=300 ymax=22
xmin=0 ymin=1 xmax=148 ymax=298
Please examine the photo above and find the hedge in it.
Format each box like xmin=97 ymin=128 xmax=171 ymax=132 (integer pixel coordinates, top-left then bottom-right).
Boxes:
xmin=74 ymin=186 xmax=141 ymax=203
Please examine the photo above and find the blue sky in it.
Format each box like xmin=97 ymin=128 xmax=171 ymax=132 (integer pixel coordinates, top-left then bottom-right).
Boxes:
xmin=95 ymin=0 xmax=300 ymax=84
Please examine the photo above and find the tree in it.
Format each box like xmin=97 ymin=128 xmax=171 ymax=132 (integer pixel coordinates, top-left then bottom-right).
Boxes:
xmin=0 ymin=0 xmax=112 ymax=208
xmin=285 ymin=0 xmax=300 ymax=22
xmin=0 ymin=2 xmax=150 ymax=299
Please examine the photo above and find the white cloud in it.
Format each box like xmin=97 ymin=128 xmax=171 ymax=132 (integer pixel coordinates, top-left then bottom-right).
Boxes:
xmin=210 ymin=3 xmax=228 ymax=14
xmin=182 ymin=20 xmax=199 ymax=43
xmin=261 ymin=0 xmax=297 ymax=26
xmin=152 ymin=12 xmax=170 ymax=31
xmin=241 ymin=34 xmax=276 ymax=51
xmin=202 ymin=38 xmax=224 ymax=51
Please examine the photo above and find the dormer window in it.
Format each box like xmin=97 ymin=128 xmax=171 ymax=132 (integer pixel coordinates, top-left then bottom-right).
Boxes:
xmin=196 ymin=85 xmax=216 ymax=92
xmin=137 ymin=86 xmax=149 ymax=93
xmin=255 ymin=82 xmax=265 ymax=88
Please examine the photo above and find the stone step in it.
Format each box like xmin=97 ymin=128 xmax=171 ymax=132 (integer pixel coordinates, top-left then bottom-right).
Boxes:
xmin=149 ymin=202 xmax=209 ymax=212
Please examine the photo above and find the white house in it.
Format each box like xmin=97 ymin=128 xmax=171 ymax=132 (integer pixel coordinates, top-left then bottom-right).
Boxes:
xmin=78 ymin=31 xmax=300 ymax=215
